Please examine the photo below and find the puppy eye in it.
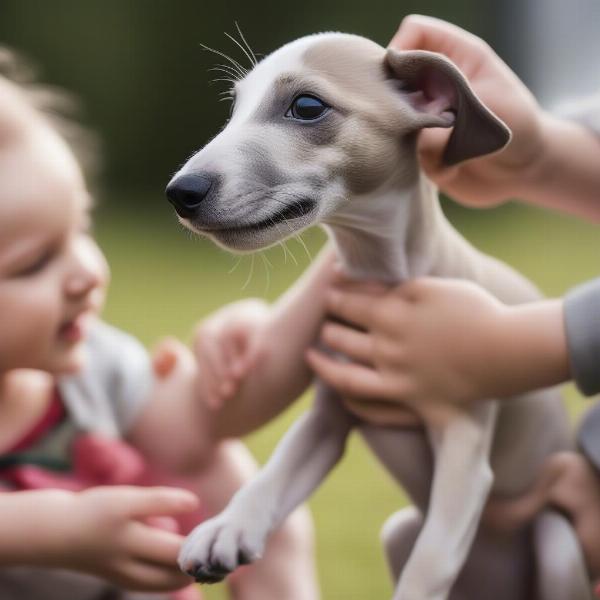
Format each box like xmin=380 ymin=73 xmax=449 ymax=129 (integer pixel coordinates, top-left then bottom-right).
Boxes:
xmin=286 ymin=95 xmax=329 ymax=121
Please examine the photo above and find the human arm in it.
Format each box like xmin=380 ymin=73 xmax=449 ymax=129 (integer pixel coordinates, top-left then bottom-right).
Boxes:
xmin=208 ymin=247 xmax=336 ymax=437
xmin=392 ymin=15 xmax=600 ymax=221
xmin=0 ymin=486 xmax=198 ymax=591
xmin=306 ymin=277 xmax=574 ymax=419
xmin=129 ymin=246 xmax=337 ymax=467
xmin=191 ymin=297 xmax=271 ymax=410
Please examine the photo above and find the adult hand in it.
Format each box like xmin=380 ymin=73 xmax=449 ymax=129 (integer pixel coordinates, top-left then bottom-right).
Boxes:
xmin=391 ymin=14 xmax=546 ymax=206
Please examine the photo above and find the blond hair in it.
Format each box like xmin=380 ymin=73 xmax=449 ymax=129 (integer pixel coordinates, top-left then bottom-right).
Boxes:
xmin=0 ymin=46 xmax=100 ymax=182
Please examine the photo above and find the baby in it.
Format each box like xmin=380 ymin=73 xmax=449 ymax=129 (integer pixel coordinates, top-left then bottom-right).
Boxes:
xmin=0 ymin=50 xmax=317 ymax=600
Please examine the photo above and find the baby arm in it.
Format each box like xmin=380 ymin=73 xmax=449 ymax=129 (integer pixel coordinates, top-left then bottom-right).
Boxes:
xmin=0 ymin=486 xmax=197 ymax=591
xmin=127 ymin=246 xmax=336 ymax=470
xmin=203 ymin=245 xmax=337 ymax=439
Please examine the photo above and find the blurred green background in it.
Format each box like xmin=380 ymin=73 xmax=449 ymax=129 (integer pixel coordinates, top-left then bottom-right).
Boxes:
xmin=1 ymin=2 xmax=599 ymax=598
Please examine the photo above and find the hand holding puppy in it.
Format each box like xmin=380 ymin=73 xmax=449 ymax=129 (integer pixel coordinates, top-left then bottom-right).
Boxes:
xmin=393 ymin=15 xmax=600 ymax=219
xmin=307 ymin=275 xmax=569 ymax=423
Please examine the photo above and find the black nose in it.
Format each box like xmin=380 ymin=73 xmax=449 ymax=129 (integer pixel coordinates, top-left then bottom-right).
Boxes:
xmin=166 ymin=173 xmax=213 ymax=218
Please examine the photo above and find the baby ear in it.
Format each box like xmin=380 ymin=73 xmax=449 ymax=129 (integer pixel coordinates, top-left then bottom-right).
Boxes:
xmin=385 ymin=48 xmax=511 ymax=166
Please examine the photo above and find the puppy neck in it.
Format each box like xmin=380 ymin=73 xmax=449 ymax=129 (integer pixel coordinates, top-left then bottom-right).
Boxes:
xmin=323 ymin=173 xmax=447 ymax=283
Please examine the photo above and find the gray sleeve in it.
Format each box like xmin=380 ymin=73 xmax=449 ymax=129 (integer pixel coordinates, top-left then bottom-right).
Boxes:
xmin=557 ymin=92 xmax=600 ymax=135
xmin=564 ymin=278 xmax=600 ymax=396
xmin=59 ymin=320 xmax=154 ymax=436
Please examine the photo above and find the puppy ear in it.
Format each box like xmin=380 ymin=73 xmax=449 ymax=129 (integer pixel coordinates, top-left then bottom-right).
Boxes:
xmin=385 ymin=48 xmax=511 ymax=166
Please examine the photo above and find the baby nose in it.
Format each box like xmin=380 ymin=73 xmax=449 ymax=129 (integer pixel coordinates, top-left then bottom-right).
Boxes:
xmin=66 ymin=240 xmax=108 ymax=297
xmin=166 ymin=173 xmax=214 ymax=219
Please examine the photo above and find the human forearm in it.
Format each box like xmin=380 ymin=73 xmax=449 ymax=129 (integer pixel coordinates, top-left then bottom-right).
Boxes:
xmin=493 ymin=299 xmax=570 ymax=397
xmin=518 ymin=114 xmax=600 ymax=221
xmin=213 ymin=246 xmax=336 ymax=438
xmin=0 ymin=489 xmax=76 ymax=567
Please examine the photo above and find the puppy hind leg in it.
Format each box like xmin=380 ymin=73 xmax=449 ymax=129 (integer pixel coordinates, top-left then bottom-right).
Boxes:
xmin=393 ymin=402 xmax=498 ymax=600
xmin=533 ymin=510 xmax=593 ymax=600
xmin=380 ymin=506 xmax=423 ymax=583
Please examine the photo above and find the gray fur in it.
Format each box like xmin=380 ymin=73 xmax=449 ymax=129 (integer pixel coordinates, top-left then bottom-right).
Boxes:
xmin=169 ymin=33 xmax=592 ymax=600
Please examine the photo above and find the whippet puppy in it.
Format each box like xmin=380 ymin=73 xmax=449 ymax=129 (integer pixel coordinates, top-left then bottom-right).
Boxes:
xmin=166 ymin=33 xmax=592 ymax=600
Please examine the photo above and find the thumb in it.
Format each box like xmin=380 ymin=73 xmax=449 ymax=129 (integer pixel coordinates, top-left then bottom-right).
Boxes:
xmin=234 ymin=332 xmax=268 ymax=379
xmin=122 ymin=487 xmax=199 ymax=519
xmin=417 ymin=128 xmax=460 ymax=185
xmin=143 ymin=515 xmax=181 ymax=533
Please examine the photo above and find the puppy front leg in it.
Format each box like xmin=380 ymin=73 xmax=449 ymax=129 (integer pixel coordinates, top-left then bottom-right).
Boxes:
xmin=179 ymin=384 xmax=356 ymax=583
xmin=394 ymin=402 xmax=498 ymax=600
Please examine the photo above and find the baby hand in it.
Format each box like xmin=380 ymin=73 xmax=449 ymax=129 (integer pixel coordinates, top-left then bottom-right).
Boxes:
xmin=62 ymin=486 xmax=199 ymax=591
xmin=193 ymin=299 xmax=271 ymax=409
xmin=308 ymin=274 xmax=567 ymax=423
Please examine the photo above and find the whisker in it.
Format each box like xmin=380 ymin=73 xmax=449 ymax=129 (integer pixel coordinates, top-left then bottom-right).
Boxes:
xmin=208 ymin=64 xmax=241 ymax=80
xmin=235 ymin=22 xmax=258 ymax=66
xmin=283 ymin=240 xmax=299 ymax=266
xmin=262 ymin=252 xmax=274 ymax=269
xmin=200 ymin=43 xmax=247 ymax=79
xmin=260 ymin=253 xmax=271 ymax=294
xmin=228 ymin=255 xmax=243 ymax=274
xmin=242 ymin=254 xmax=256 ymax=290
xmin=211 ymin=77 xmax=237 ymax=86
xmin=278 ymin=241 xmax=290 ymax=264
xmin=294 ymin=233 xmax=313 ymax=262
xmin=224 ymin=31 xmax=256 ymax=70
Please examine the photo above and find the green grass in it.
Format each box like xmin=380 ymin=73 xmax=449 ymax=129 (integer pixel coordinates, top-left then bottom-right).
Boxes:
xmin=96 ymin=191 xmax=600 ymax=599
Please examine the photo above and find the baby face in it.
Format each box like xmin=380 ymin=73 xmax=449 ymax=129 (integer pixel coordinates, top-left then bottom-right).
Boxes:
xmin=0 ymin=125 xmax=109 ymax=374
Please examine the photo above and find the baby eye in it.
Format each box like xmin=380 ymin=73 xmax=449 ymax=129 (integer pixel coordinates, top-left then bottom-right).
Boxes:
xmin=13 ymin=252 xmax=53 ymax=278
xmin=286 ymin=95 xmax=330 ymax=121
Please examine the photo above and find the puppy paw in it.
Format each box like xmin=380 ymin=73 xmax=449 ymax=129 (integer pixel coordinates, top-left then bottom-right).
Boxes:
xmin=178 ymin=512 xmax=267 ymax=583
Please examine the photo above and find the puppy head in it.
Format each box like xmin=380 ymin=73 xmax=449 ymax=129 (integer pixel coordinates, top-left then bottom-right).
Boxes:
xmin=167 ymin=33 xmax=509 ymax=252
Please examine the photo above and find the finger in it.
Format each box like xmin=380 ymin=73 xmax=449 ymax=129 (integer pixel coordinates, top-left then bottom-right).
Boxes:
xmin=123 ymin=487 xmax=199 ymax=519
xmin=325 ymin=289 xmax=379 ymax=328
xmin=228 ymin=329 xmax=252 ymax=379
xmin=217 ymin=379 xmax=236 ymax=402
xmin=320 ymin=322 xmax=374 ymax=364
xmin=330 ymin=276 xmax=390 ymax=297
xmin=416 ymin=128 xmax=457 ymax=177
xmin=127 ymin=521 xmax=186 ymax=566
xmin=195 ymin=335 xmax=232 ymax=408
xmin=330 ymin=265 xmax=388 ymax=292
xmin=233 ymin=337 xmax=266 ymax=379
xmin=196 ymin=331 xmax=231 ymax=383
xmin=116 ymin=558 xmax=192 ymax=592
xmin=143 ymin=515 xmax=180 ymax=533
xmin=306 ymin=348 xmax=388 ymax=398
xmin=390 ymin=14 xmax=485 ymax=58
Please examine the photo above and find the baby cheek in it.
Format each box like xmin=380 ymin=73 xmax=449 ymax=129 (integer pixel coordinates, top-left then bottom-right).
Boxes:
xmin=0 ymin=293 xmax=60 ymax=368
